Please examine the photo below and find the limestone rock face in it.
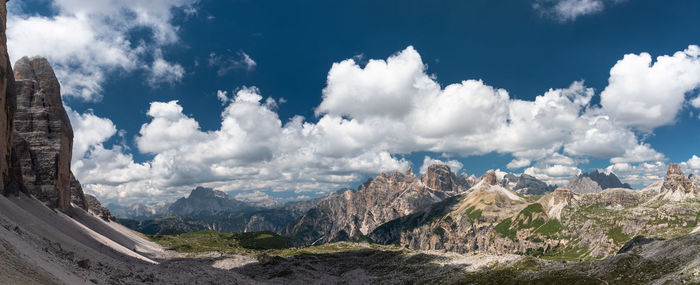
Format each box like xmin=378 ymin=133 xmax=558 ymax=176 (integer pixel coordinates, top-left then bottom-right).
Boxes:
xmin=482 ymin=170 xmax=498 ymax=186
xmin=286 ymin=165 xmax=470 ymax=246
xmin=662 ymin=163 xmax=693 ymax=192
xmin=69 ymin=172 xmax=88 ymax=211
xmin=0 ymin=2 xmax=16 ymax=194
xmin=12 ymin=56 xmax=74 ymax=211
xmin=658 ymin=163 xmax=698 ymax=202
xmin=422 ymin=164 xmax=472 ymax=192
xmin=85 ymin=194 xmax=116 ymax=221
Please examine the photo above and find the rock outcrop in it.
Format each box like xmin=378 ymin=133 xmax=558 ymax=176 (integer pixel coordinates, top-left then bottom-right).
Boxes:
xmin=538 ymin=187 xmax=573 ymax=219
xmin=567 ymin=170 xmax=630 ymax=194
xmin=658 ymin=163 xmax=698 ymax=201
xmin=286 ymin=165 xmax=469 ymax=246
xmin=502 ymin=173 xmax=555 ymax=195
xmin=423 ymin=164 xmax=471 ymax=191
xmin=12 ymin=56 xmax=75 ymax=210
xmin=0 ymin=1 xmax=15 ymax=194
xmin=481 ymin=169 xmax=498 ymax=185
xmin=85 ymin=194 xmax=116 ymax=221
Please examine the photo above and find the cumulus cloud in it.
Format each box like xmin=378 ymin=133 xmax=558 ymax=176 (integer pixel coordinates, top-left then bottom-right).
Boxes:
xmin=67 ymin=107 xmax=117 ymax=162
xmin=419 ymin=156 xmax=464 ymax=174
xmin=601 ymin=45 xmax=700 ymax=130
xmin=73 ymin=45 xmax=698 ymax=204
xmin=7 ymin=0 xmax=196 ymax=101
xmin=605 ymin=161 xmax=667 ymax=187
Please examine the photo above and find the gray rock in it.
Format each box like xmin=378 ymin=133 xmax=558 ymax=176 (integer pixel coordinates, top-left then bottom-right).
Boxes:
xmin=662 ymin=163 xmax=693 ymax=193
xmin=617 ymin=236 xmax=664 ymax=254
xmin=501 ymin=173 xmax=554 ymax=195
xmin=567 ymin=170 xmax=630 ymax=194
xmin=11 ymin=56 xmax=74 ymax=211
xmin=286 ymin=165 xmax=469 ymax=246
xmin=69 ymin=172 xmax=88 ymax=211
xmin=85 ymin=194 xmax=116 ymax=221
xmin=0 ymin=2 xmax=16 ymax=194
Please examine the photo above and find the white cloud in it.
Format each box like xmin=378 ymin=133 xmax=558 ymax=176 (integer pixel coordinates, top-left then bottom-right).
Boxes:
xmin=7 ymin=0 xmax=196 ymax=101
xmin=524 ymin=164 xmax=581 ymax=185
xmin=601 ymin=45 xmax=700 ymax=130
xmin=533 ymin=0 xmax=606 ymax=22
xmin=507 ymin=159 xmax=531 ymax=169
xmin=66 ymin=108 xmax=117 ymax=163
xmin=148 ymin=50 xmax=185 ymax=85
xmin=74 ymin=46 xmax=699 ymax=204
xmin=691 ymin=95 xmax=700 ymax=108
xmin=605 ymin=161 xmax=667 ymax=187
xmin=419 ymin=156 xmax=464 ymax=174
xmin=216 ymin=90 xmax=229 ymax=105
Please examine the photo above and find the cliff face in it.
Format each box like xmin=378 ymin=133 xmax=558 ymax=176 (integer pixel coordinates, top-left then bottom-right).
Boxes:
xmin=0 ymin=2 xmax=15 ymax=194
xmin=11 ymin=56 xmax=75 ymax=211
xmin=285 ymin=164 xmax=471 ymax=246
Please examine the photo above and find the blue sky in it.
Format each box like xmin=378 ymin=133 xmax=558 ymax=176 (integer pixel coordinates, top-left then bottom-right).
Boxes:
xmin=7 ymin=0 xmax=700 ymax=205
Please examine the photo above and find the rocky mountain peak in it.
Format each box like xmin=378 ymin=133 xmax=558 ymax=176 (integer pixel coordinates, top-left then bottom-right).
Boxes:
xmin=482 ymin=170 xmax=498 ymax=186
xmin=567 ymin=170 xmax=629 ymax=194
xmin=423 ymin=164 xmax=454 ymax=190
xmin=501 ymin=173 xmax=555 ymax=195
xmin=189 ymin=186 xmax=226 ymax=199
xmin=662 ymin=163 xmax=693 ymax=193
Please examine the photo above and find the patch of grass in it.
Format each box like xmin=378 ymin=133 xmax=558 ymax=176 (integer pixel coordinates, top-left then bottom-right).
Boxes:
xmin=494 ymin=218 xmax=516 ymax=239
xmin=607 ymin=227 xmax=631 ymax=245
xmin=534 ymin=219 xmax=563 ymax=235
xmin=465 ymin=206 xmax=482 ymax=222
xmin=149 ymin=230 xmax=290 ymax=253
xmin=541 ymin=244 xmax=588 ymax=261
xmin=521 ymin=203 xmax=545 ymax=216
xmin=514 ymin=203 xmax=546 ymax=230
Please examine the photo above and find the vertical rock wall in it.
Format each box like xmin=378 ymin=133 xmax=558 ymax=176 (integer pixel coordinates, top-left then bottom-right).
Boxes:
xmin=12 ymin=56 xmax=74 ymax=211
xmin=0 ymin=1 xmax=16 ymax=194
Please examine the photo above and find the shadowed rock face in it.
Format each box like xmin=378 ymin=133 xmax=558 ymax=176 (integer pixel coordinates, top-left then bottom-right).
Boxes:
xmin=423 ymin=164 xmax=454 ymax=190
xmin=501 ymin=173 xmax=555 ymax=195
xmin=0 ymin=2 xmax=16 ymax=194
xmin=12 ymin=56 xmax=74 ymax=211
xmin=567 ymin=170 xmax=630 ymax=194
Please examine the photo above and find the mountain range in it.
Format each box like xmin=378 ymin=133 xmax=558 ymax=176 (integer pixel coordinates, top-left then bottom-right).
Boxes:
xmin=0 ymin=2 xmax=699 ymax=282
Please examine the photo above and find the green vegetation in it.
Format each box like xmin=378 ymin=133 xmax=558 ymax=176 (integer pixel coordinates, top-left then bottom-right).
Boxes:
xmin=534 ymin=219 xmax=563 ymax=235
xmin=150 ymin=230 xmax=290 ymax=254
xmin=515 ymin=203 xmax=546 ymax=230
xmin=150 ymin=231 xmax=405 ymax=258
xmin=541 ymin=244 xmax=589 ymax=261
xmin=465 ymin=206 xmax=482 ymax=222
xmin=432 ymin=227 xmax=446 ymax=237
xmin=607 ymin=227 xmax=631 ymax=244
xmin=494 ymin=218 xmax=516 ymax=239
xmin=520 ymin=203 xmax=545 ymax=216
